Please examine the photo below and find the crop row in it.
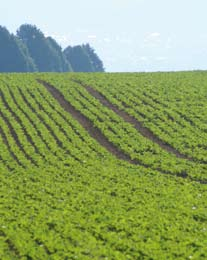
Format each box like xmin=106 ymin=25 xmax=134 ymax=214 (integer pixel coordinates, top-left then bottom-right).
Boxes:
xmin=1 ymin=73 xmax=207 ymax=259
xmin=0 ymin=75 xmax=117 ymax=171
xmin=39 ymin=74 xmax=207 ymax=181
xmin=73 ymin=73 xmax=207 ymax=162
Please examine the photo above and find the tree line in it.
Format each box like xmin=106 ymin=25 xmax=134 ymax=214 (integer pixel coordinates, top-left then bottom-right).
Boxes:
xmin=0 ymin=24 xmax=104 ymax=73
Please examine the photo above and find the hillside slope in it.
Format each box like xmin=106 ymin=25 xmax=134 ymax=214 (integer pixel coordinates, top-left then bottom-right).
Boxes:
xmin=0 ymin=72 xmax=207 ymax=259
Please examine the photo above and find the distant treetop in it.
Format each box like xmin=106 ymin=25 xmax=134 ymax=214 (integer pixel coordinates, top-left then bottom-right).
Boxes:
xmin=64 ymin=44 xmax=104 ymax=72
xmin=0 ymin=24 xmax=104 ymax=73
xmin=0 ymin=26 xmax=37 ymax=72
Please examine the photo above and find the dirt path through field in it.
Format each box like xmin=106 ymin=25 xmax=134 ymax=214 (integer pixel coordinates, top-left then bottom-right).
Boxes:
xmin=37 ymin=79 xmax=142 ymax=164
xmin=37 ymin=79 xmax=207 ymax=184
xmin=73 ymin=80 xmax=194 ymax=161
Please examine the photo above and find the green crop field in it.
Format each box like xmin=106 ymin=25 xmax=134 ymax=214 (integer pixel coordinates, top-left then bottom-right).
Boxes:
xmin=1 ymin=71 xmax=207 ymax=259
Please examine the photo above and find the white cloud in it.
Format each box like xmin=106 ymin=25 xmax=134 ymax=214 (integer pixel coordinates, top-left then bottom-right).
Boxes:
xmin=142 ymin=32 xmax=162 ymax=48
xmin=103 ymin=37 xmax=111 ymax=43
xmin=144 ymin=32 xmax=161 ymax=42
xmin=149 ymin=32 xmax=161 ymax=38
xmin=44 ymin=31 xmax=50 ymax=37
xmin=87 ymin=35 xmax=97 ymax=39
xmin=75 ymin=28 xmax=89 ymax=33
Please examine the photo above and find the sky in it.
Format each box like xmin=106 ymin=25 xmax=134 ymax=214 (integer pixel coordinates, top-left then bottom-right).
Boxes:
xmin=1 ymin=0 xmax=207 ymax=72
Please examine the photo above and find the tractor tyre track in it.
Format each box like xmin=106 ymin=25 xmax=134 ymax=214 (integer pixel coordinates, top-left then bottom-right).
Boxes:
xmin=37 ymin=79 xmax=203 ymax=183
xmin=38 ymin=80 xmax=136 ymax=163
xmin=72 ymin=80 xmax=196 ymax=162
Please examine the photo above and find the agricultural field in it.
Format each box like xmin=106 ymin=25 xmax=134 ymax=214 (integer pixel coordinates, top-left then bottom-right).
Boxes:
xmin=0 ymin=71 xmax=207 ymax=259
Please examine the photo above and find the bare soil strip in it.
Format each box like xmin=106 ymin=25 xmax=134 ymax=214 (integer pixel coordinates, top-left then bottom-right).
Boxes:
xmin=37 ymin=79 xmax=205 ymax=183
xmin=26 ymin=89 xmax=84 ymax=163
xmin=37 ymin=80 xmax=139 ymax=163
xmin=73 ymin=80 xmax=195 ymax=161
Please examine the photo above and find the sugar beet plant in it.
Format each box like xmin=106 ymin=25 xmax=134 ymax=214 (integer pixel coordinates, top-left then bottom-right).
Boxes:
xmin=0 ymin=72 xmax=207 ymax=259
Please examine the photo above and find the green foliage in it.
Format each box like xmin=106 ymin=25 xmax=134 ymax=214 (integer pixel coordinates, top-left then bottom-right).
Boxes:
xmin=44 ymin=72 xmax=207 ymax=181
xmin=17 ymin=24 xmax=72 ymax=72
xmin=46 ymin=37 xmax=73 ymax=72
xmin=0 ymin=24 xmax=104 ymax=73
xmin=64 ymin=45 xmax=94 ymax=72
xmin=1 ymin=72 xmax=207 ymax=259
xmin=76 ymin=72 xmax=207 ymax=163
xmin=0 ymin=26 xmax=37 ymax=72
xmin=64 ymin=44 xmax=104 ymax=72
xmin=82 ymin=43 xmax=105 ymax=72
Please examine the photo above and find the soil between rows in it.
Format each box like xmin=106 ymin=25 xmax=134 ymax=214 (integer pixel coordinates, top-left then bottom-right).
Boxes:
xmin=37 ymin=79 xmax=207 ymax=184
xmin=73 ymin=79 xmax=193 ymax=161
xmin=37 ymin=79 xmax=138 ymax=164
xmin=38 ymin=79 xmax=198 ymax=180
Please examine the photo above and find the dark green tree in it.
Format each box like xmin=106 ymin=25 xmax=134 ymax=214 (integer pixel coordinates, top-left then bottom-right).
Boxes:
xmin=64 ymin=43 xmax=104 ymax=72
xmin=82 ymin=43 xmax=104 ymax=72
xmin=64 ymin=45 xmax=94 ymax=72
xmin=0 ymin=26 xmax=37 ymax=72
xmin=0 ymin=24 xmax=104 ymax=73
xmin=17 ymin=24 xmax=73 ymax=72
xmin=46 ymin=37 xmax=73 ymax=72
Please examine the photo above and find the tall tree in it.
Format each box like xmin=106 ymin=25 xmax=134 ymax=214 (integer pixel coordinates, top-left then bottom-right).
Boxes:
xmin=46 ymin=37 xmax=73 ymax=72
xmin=64 ymin=45 xmax=94 ymax=72
xmin=82 ymin=44 xmax=105 ymax=72
xmin=0 ymin=24 xmax=104 ymax=73
xmin=64 ymin=43 xmax=104 ymax=72
xmin=0 ymin=26 xmax=37 ymax=72
xmin=17 ymin=24 xmax=73 ymax=72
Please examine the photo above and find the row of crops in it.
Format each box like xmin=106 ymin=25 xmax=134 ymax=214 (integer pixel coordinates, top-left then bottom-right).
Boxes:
xmin=0 ymin=72 xmax=207 ymax=259
xmin=40 ymin=73 xmax=207 ymax=182
xmin=73 ymin=72 xmax=207 ymax=161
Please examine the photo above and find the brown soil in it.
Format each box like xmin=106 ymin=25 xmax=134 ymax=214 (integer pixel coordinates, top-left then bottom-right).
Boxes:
xmin=38 ymin=79 xmax=195 ymax=179
xmin=73 ymin=80 xmax=194 ymax=161
xmin=37 ymin=79 xmax=207 ymax=184
xmin=37 ymin=79 xmax=139 ymax=164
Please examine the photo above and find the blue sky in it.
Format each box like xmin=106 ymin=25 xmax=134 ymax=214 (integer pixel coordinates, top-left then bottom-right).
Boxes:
xmin=2 ymin=0 xmax=207 ymax=72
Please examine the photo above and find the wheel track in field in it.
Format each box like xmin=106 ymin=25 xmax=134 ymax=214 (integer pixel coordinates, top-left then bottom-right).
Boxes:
xmin=34 ymin=86 xmax=107 ymax=158
xmin=37 ymin=80 xmax=139 ymax=162
xmin=26 ymin=87 xmax=101 ymax=163
xmin=37 ymin=79 xmax=203 ymax=183
xmin=72 ymin=79 xmax=198 ymax=162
